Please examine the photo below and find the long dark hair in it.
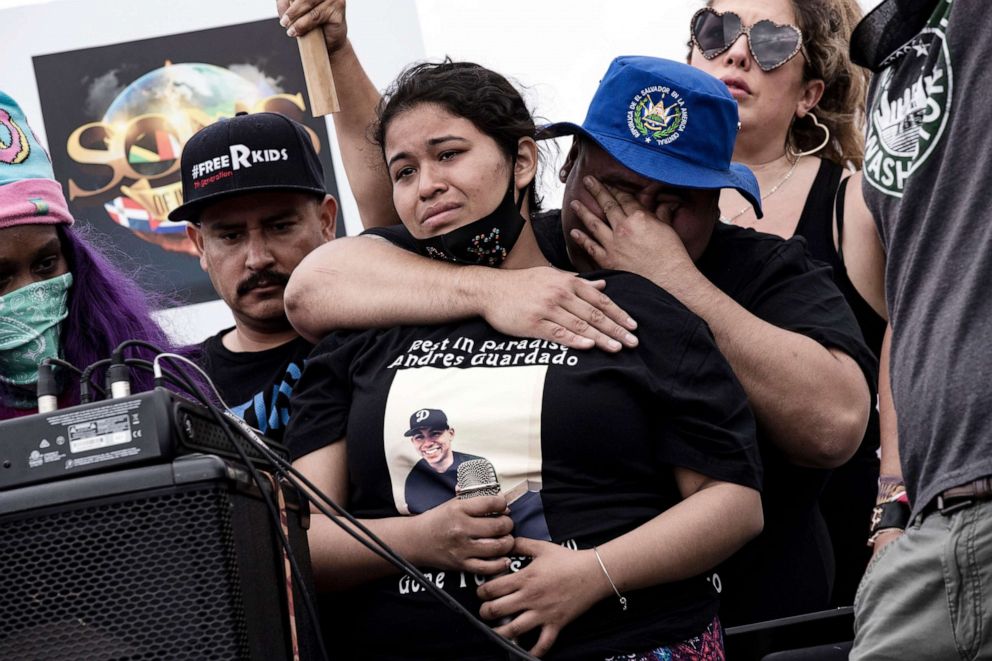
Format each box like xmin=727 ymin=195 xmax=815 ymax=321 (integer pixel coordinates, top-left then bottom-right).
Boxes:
xmin=0 ymin=225 xmax=175 ymax=417
xmin=371 ymin=59 xmax=542 ymax=212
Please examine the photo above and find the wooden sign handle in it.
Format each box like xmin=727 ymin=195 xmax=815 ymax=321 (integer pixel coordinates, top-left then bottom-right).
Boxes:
xmin=297 ymin=29 xmax=340 ymax=115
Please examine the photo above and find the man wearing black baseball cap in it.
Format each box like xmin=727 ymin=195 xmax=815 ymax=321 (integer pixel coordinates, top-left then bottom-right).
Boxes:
xmin=402 ymin=408 xmax=482 ymax=514
xmin=169 ymin=111 xmax=336 ymax=442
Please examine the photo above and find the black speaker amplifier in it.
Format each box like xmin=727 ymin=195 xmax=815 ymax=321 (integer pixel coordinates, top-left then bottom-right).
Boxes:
xmin=0 ymin=454 xmax=318 ymax=660
xmin=0 ymin=388 xmax=288 ymax=491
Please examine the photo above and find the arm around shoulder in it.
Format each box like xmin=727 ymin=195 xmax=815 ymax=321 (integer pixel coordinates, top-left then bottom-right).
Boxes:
xmin=284 ymin=235 xmax=483 ymax=342
xmin=569 ymin=179 xmax=873 ymax=467
xmin=285 ymin=235 xmax=641 ymax=350
xmin=662 ymin=262 xmax=872 ymax=469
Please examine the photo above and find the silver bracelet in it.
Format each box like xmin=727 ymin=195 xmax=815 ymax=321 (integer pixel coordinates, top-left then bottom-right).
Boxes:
xmin=592 ymin=546 xmax=627 ymax=611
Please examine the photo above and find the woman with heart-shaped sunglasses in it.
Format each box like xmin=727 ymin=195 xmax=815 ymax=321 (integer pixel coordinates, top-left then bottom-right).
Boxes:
xmin=687 ymin=0 xmax=890 ymax=628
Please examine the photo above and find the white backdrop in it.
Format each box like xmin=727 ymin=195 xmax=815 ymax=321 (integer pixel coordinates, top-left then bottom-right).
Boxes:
xmin=0 ymin=0 xmax=882 ymax=343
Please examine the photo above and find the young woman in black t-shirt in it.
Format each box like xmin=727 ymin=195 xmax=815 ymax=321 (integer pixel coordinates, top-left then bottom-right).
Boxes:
xmin=287 ymin=61 xmax=763 ymax=660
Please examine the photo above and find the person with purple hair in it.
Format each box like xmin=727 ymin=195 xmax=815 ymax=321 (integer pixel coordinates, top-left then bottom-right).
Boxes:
xmin=0 ymin=90 xmax=172 ymax=419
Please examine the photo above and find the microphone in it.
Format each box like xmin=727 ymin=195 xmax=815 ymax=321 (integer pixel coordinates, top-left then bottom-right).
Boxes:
xmin=456 ymin=458 xmax=501 ymax=500
xmin=456 ymin=458 xmax=516 ymax=635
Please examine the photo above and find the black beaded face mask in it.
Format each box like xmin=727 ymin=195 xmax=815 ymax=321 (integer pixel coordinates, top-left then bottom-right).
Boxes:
xmin=414 ymin=169 xmax=527 ymax=267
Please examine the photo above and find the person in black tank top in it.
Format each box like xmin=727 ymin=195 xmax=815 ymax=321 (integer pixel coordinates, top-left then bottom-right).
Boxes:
xmin=796 ymin=163 xmax=886 ymax=353
xmin=689 ymin=0 xmax=889 ymax=609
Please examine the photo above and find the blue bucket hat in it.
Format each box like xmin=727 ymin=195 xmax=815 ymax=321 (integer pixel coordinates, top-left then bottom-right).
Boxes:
xmin=540 ymin=56 xmax=762 ymax=217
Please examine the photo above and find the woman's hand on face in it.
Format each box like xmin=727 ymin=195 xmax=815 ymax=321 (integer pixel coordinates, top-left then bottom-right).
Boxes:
xmin=416 ymin=495 xmax=514 ymax=575
xmin=477 ymin=266 xmax=639 ymax=353
xmin=476 ymin=537 xmax=611 ymax=658
xmin=276 ymin=0 xmax=348 ymax=53
xmin=569 ymin=176 xmax=693 ymax=285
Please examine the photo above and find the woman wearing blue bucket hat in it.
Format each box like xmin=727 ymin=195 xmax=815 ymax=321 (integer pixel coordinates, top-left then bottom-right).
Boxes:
xmin=279 ymin=0 xmax=876 ymax=638
xmin=284 ymin=59 xmax=764 ymax=659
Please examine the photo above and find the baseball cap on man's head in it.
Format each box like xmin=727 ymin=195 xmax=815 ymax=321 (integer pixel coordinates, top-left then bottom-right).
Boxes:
xmin=169 ymin=111 xmax=326 ymax=223
xmin=539 ymin=56 xmax=762 ymax=218
xmin=404 ymin=409 xmax=449 ymax=436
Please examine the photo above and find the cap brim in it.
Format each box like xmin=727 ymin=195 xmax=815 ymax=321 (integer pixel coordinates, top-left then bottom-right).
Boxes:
xmin=403 ymin=425 xmax=449 ymax=437
xmin=168 ymin=183 xmax=327 ymax=223
xmin=538 ymin=122 xmax=762 ymax=218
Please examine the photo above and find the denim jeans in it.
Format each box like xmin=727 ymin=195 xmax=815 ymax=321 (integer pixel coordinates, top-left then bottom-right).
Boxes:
xmin=851 ymin=498 xmax=992 ymax=660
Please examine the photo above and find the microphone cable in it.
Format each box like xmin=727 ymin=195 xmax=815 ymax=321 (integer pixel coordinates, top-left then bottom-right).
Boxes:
xmin=37 ymin=358 xmax=89 ymax=411
xmin=226 ymin=423 xmax=539 ymax=661
xmin=151 ymin=352 xmax=330 ymax=661
xmin=78 ymin=358 xmax=111 ymax=403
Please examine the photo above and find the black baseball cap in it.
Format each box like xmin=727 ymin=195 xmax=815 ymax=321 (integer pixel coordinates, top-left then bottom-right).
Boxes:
xmin=168 ymin=111 xmax=326 ymax=223
xmin=404 ymin=409 xmax=449 ymax=436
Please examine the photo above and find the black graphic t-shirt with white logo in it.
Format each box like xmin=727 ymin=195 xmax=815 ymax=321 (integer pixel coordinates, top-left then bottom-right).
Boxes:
xmin=195 ymin=329 xmax=312 ymax=443
xmin=853 ymin=0 xmax=992 ymax=517
xmin=287 ymin=271 xmax=761 ymax=660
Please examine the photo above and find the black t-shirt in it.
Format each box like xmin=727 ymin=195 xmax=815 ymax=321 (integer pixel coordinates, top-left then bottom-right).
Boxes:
xmin=286 ymin=271 xmax=761 ymax=660
xmin=195 ymin=329 xmax=313 ymax=443
xmin=368 ymin=214 xmax=878 ymax=624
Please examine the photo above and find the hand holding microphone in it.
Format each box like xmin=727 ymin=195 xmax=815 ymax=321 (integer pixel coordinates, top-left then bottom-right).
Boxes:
xmin=413 ymin=458 xmax=512 ymax=575
xmin=457 ymin=459 xmax=518 ymax=634
xmin=456 ymin=460 xmax=517 ymax=577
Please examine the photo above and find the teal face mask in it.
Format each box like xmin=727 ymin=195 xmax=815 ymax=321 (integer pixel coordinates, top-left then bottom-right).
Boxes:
xmin=0 ymin=272 xmax=73 ymax=386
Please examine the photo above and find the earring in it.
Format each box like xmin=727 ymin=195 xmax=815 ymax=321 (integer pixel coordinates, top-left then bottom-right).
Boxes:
xmin=792 ymin=112 xmax=831 ymax=158
xmin=559 ymin=168 xmax=568 ymax=182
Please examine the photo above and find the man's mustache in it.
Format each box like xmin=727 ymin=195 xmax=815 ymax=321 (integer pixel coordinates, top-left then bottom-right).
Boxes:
xmin=237 ymin=270 xmax=290 ymax=296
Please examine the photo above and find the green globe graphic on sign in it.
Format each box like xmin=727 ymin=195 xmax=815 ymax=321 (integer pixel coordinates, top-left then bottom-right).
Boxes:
xmin=103 ymin=63 xmax=275 ymax=139
xmin=98 ymin=63 xmax=277 ymax=252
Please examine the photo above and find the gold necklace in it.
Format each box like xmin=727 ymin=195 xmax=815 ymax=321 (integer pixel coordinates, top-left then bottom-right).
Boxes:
xmin=720 ymin=156 xmax=802 ymax=224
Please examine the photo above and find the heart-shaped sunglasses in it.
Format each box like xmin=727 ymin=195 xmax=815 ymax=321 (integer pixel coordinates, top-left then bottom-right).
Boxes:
xmin=690 ymin=7 xmax=808 ymax=72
